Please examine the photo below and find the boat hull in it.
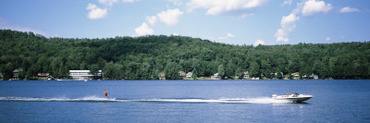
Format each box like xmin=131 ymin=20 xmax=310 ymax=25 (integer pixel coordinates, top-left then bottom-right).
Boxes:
xmin=273 ymin=94 xmax=313 ymax=103
xmin=275 ymin=97 xmax=312 ymax=103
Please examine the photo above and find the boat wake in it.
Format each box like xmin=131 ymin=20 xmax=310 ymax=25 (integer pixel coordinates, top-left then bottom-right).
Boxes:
xmin=0 ymin=96 xmax=116 ymax=102
xmin=0 ymin=96 xmax=293 ymax=104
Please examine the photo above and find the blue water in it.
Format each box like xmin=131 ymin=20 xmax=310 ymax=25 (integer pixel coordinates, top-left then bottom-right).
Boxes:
xmin=0 ymin=80 xmax=369 ymax=122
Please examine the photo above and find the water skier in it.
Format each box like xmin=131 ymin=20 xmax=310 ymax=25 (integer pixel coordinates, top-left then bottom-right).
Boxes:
xmin=104 ymin=89 xmax=109 ymax=99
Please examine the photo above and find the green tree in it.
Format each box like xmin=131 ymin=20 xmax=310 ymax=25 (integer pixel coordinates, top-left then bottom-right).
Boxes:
xmin=0 ymin=30 xmax=368 ymax=80
xmin=165 ymin=62 xmax=182 ymax=80
xmin=249 ymin=61 xmax=260 ymax=77
xmin=89 ymin=64 xmax=100 ymax=79
xmin=218 ymin=64 xmax=225 ymax=79
xmin=192 ymin=68 xmax=198 ymax=79
xmin=235 ymin=67 xmax=244 ymax=79
xmin=103 ymin=62 xmax=123 ymax=80
xmin=260 ymin=59 xmax=271 ymax=78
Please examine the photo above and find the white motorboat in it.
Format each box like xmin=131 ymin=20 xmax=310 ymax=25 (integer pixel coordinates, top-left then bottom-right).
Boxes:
xmin=272 ymin=93 xmax=313 ymax=103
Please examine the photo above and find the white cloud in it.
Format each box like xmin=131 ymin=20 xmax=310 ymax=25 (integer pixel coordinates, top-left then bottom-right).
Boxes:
xmin=167 ymin=0 xmax=182 ymax=6
xmin=282 ymin=0 xmax=293 ymax=6
xmin=226 ymin=33 xmax=235 ymax=38
xmin=281 ymin=13 xmax=299 ymax=31
xmin=134 ymin=9 xmax=183 ymax=36
xmin=98 ymin=0 xmax=118 ymax=6
xmin=218 ymin=32 xmax=235 ymax=40
xmin=146 ymin=16 xmax=157 ymax=25
xmin=187 ymin=0 xmax=266 ymax=15
xmin=340 ymin=7 xmax=360 ymax=13
xmin=86 ymin=3 xmax=107 ymax=19
xmin=240 ymin=13 xmax=254 ymax=19
xmin=254 ymin=39 xmax=265 ymax=46
xmin=301 ymin=0 xmax=332 ymax=16
xmin=275 ymin=13 xmax=299 ymax=42
xmin=325 ymin=37 xmax=331 ymax=41
xmin=135 ymin=23 xmax=153 ymax=36
xmin=123 ymin=0 xmax=139 ymax=3
xmin=157 ymin=9 xmax=184 ymax=26
xmin=275 ymin=29 xmax=288 ymax=42
xmin=275 ymin=0 xmax=334 ymax=42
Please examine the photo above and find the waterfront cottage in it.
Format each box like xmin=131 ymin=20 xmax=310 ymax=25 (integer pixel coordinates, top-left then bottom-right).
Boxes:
xmin=178 ymin=71 xmax=186 ymax=78
xmin=186 ymin=72 xmax=193 ymax=78
xmin=69 ymin=70 xmax=102 ymax=80
xmin=158 ymin=72 xmax=166 ymax=80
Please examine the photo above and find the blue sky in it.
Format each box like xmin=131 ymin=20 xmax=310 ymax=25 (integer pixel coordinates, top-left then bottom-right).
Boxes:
xmin=0 ymin=0 xmax=369 ymax=45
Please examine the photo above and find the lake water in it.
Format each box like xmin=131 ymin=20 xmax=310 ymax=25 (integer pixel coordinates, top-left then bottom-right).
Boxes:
xmin=0 ymin=80 xmax=369 ymax=122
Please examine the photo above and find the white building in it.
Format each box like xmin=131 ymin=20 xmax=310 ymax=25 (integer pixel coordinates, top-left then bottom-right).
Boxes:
xmin=186 ymin=72 xmax=193 ymax=78
xmin=69 ymin=70 xmax=102 ymax=80
xmin=243 ymin=71 xmax=250 ymax=79
xmin=211 ymin=73 xmax=220 ymax=80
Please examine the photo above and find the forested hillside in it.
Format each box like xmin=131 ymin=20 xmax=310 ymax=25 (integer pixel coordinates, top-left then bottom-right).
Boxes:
xmin=0 ymin=30 xmax=369 ymax=80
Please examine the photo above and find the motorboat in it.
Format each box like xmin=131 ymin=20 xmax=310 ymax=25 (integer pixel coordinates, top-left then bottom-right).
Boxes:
xmin=272 ymin=93 xmax=313 ymax=103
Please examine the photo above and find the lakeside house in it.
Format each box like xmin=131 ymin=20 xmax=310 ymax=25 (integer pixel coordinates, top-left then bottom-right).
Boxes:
xmin=211 ymin=73 xmax=220 ymax=80
xmin=37 ymin=73 xmax=52 ymax=80
xmin=69 ymin=70 xmax=102 ymax=80
xmin=186 ymin=72 xmax=193 ymax=78
xmin=158 ymin=72 xmax=166 ymax=80
xmin=243 ymin=71 xmax=250 ymax=79
xmin=312 ymin=74 xmax=319 ymax=79
xmin=251 ymin=77 xmax=260 ymax=80
xmin=291 ymin=72 xmax=300 ymax=80
xmin=178 ymin=71 xmax=186 ymax=78
xmin=10 ymin=69 xmax=22 ymax=80
xmin=302 ymin=73 xmax=319 ymax=79
xmin=13 ymin=69 xmax=20 ymax=78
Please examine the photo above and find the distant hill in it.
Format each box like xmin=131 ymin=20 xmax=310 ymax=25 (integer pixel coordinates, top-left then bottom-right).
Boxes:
xmin=0 ymin=30 xmax=369 ymax=80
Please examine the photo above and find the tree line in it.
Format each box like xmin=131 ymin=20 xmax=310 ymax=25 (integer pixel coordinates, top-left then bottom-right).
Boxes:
xmin=0 ymin=30 xmax=369 ymax=80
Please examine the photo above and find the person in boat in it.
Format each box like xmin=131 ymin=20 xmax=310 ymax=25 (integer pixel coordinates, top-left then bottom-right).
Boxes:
xmin=104 ymin=89 xmax=109 ymax=99
xmin=286 ymin=93 xmax=289 ymax=97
